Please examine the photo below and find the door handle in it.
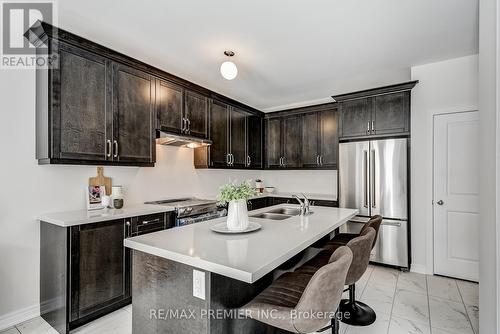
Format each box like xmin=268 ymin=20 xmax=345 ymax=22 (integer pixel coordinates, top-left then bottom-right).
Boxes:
xmin=436 ymin=200 xmax=444 ymax=205
xmin=113 ymin=140 xmax=118 ymax=158
xmin=106 ymin=140 xmax=112 ymax=158
xmin=363 ymin=150 xmax=368 ymax=208
xmin=371 ymin=149 xmax=376 ymax=208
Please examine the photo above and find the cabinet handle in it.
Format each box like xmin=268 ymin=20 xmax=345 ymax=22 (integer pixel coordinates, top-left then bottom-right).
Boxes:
xmin=231 ymin=154 xmax=234 ymax=165
xmin=320 ymin=155 xmax=323 ymax=166
xmin=142 ymin=218 xmax=160 ymax=225
xmin=227 ymin=153 xmax=230 ymax=166
xmin=282 ymin=156 xmax=286 ymax=167
xmin=113 ymin=140 xmax=118 ymax=158
xmin=106 ymin=140 xmax=112 ymax=158
xmin=367 ymin=122 xmax=370 ymax=135
xmin=247 ymin=155 xmax=251 ymax=167
xmin=187 ymin=118 xmax=191 ymax=133
xmin=316 ymin=155 xmax=320 ymax=166
xmin=371 ymin=120 xmax=375 ymax=134
xmin=182 ymin=118 xmax=185 ymax=132
xmin=279 ymin=157 xmax=283 ymax=167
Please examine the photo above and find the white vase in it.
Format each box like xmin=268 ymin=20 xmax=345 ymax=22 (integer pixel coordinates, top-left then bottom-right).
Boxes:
xmin=226 ymin=199 xmax=249 ymax=231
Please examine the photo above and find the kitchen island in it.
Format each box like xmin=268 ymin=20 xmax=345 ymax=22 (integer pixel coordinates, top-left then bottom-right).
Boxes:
xmin=124 ymin=204 xmax=358 ymax=334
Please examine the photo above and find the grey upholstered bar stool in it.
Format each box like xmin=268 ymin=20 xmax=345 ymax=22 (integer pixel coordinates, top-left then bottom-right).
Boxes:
xmin=296 ymin=228 xmax=376 ymax=326
xmin=327 ymin=215 xmax=383 ymax=249
xmin=242 ymin=246 xmax=353 ymax=334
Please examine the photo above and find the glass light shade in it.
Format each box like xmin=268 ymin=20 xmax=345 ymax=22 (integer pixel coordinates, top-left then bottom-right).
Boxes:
xmin=220 ymin=61 xmax=238 ymax=80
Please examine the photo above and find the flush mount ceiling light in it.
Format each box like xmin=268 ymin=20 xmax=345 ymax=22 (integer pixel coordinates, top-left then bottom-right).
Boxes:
xmin=220 ymin=50 xmax=238 ymax=80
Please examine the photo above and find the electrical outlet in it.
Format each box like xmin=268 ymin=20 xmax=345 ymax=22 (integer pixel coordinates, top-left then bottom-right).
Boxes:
xmin=193 ymin=269 xmax=205 ymax=300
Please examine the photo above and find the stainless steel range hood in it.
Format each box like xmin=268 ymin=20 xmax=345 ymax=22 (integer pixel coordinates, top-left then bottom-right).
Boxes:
xmin=156 ymin=131 xmax=212 ymax=148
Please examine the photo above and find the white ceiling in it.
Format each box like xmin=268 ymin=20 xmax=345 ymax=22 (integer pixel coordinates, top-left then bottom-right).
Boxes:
xmin=57 ymin=0 xmax=478 ymax=111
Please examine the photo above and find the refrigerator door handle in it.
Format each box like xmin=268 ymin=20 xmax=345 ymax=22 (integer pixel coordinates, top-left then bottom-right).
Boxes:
xmin=371 ymin=149 xmax=376 ymax=208
xmin=364 ymin=150 xmax=369 ymax=208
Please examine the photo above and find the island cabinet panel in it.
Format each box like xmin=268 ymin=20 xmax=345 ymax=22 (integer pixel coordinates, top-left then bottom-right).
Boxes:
xmin=230 ymin=107 xmax=248 ymax=168
xmin=70 ymin=219 xmax=131 ymax=325
xmin=246 ymin=115 xmax=263 ymax=168
xmin=156 ymin=79 xmax=184 ymax=134
xmin=184 ymin=90 xmax=209 ymax=139
xmin=112 ymin=63 xmax=155 ymax=165
xmin=132 ymin=252 xmax=284 ymax=334
xmin=50 ymin=42 xmax=111 ymax=162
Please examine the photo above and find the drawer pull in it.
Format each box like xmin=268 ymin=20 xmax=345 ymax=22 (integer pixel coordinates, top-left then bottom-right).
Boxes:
xmin=141 ymin=218 xmax=160 ymax=225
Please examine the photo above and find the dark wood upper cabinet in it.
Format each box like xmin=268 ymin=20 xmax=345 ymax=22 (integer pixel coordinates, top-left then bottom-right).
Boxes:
xmin=208 ymin=99 xmax=229 ymax=167
xmin=372 ymin=92 xmax=409 ymax=135
xmin=195 ymin=100 xmax=262 ymax=170
xmin=156 ymin=79 xmax=184 ymax=134
xmin=247 ymin=115 xmax=263 ymax=168
xmin=319 ymin=108 xmax=338 ymax=168
xmin=184 ymin=91 xmax=208 ymax=139
xmin=230 ymin=107 xmax=247 ymax=168
xmin=338 ymin=98 xmax=372 ymax=138
xmin=334 ymin=81 xmax=417 ymax=140
xmin=302 ymin=112 xmax=320 ymax=167
xmin=49 ymin=42 xmax=111 ymax=162
xmin=266 ymin=118 xmax=283 ymax=168
xmin=112 ymin=63 xmax=155 ymax=165
xmin=70 ymin=219 xmax=130 ymax=322
xmin=282 ymin=115 xmax=302 ymax=168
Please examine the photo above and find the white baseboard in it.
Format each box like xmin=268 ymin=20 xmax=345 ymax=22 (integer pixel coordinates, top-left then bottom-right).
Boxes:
xmin=411 ymin=263 xmax=429 ymax=275
xmin=0 ymin=304 xmax=40 ymax=331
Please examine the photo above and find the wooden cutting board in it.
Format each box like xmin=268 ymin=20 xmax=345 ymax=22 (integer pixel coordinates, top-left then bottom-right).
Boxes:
xmin=89 ymin=167 xmax=112 ymax=196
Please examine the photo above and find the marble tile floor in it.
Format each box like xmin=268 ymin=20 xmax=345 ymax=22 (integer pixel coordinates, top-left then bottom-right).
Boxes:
xmin=1 ymin=265 xmax=478 ymax=334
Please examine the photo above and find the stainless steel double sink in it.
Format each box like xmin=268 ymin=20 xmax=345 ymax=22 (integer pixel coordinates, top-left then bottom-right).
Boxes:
xmin=250 ymin=207 xmax=311 ymax=220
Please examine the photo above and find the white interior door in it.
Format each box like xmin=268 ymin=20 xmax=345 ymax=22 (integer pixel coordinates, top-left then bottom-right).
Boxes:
xmin=433 ymin=111 xmax=479 ymax=282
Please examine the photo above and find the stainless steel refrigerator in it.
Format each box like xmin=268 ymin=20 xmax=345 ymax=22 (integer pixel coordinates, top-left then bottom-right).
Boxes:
xmin=339 ymin=138 xmax=409 ymax=268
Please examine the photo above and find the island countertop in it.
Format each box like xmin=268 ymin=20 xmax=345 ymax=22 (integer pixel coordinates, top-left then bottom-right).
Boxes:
xmin=124 ymin=204 xmax=358 ymax=283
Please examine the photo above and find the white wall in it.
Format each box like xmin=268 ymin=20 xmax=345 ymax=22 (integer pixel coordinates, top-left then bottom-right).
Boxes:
xmin=0 ymin=68 xmax=337 ymax=327
xmin=478 ymin=0 xmax=499 ymax=331
xmin=410 ymin=55 xmax=479 ymax=274
xmin=261 ymin=170 xmax=337 ymax=197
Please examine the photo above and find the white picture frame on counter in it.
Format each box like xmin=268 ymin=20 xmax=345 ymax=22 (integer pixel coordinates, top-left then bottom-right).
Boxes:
xmin=86 ymin=185 xmax=106 ymax=210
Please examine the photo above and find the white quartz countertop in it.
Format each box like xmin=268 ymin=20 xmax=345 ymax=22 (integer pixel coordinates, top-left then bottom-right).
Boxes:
xmin=124 ymin=204 xmax=357 ymax=283
xmin=39 ymin=204 xmax=175 ymax=227
xmin=249 ymin=192 xmax=337 ymax=202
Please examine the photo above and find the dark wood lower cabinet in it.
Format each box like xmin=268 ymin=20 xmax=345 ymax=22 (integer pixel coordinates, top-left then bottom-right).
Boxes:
xmin=40 ymin=212 xmax=173 ymax=334
xmin=70 ymin=219 xmax=130 ymax=324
